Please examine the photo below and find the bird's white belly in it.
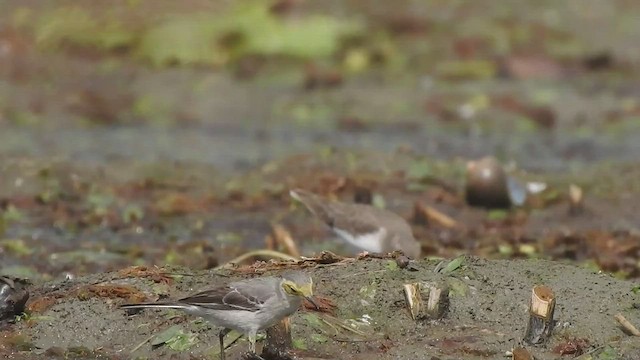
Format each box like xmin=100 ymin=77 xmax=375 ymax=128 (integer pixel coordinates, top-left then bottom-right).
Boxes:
xmin=333 ymin=227 xmax=385 ymax=253
xmin=202 ymin=309 xmax=258 ymax=333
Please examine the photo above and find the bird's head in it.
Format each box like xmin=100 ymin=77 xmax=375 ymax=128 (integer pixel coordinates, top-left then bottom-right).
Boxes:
xmin=280 ymin=270 xmax=318 ymax=308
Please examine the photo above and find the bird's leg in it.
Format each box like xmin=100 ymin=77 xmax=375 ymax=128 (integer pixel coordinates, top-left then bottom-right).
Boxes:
xmin=245 ymin=331 xmax=265 ymax=360
xmin=248 ymin=332 xmax=256 ymax=353
xmin=218 ymin=328 xmax=232 ymax=360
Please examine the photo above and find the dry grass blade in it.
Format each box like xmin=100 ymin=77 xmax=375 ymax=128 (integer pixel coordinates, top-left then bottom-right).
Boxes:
xmin=320 ymin=314 xmax=368 ymax=337
xmin=270 ymin=223 xmax=301 ymax=257
xmin=214 ymin=250 xmax=299 ymax=270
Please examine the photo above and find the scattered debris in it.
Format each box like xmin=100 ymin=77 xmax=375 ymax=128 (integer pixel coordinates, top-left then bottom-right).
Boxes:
xmin=150 ymin=325 xmax=198 ymax=351
xmin=435 ymin=256 xmax=464 ymax=274
xmin=303 ymin=296 xmax=336 ymax=315
xmin=523 ymin=285 xmax=556 ymax=345
xmin=117 ymin=266 xmax=174 ymax=285
xmin=26 ymin=295 xmax=59 ymax=314
xmin=77 ymin=283 xmax=148 ymax=302
xmin=614 ymin=313 xmax=640 ymax=336
xmin=216 ymin=250 xmax=300 ymax=270
xmin=29 ymin=281 xmax=147 ymax=315
xmin=552 ymin=337 xmax=589 ymax=356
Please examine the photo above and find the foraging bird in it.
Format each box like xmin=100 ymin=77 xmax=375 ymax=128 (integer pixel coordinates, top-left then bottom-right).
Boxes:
xmin=0 ymin=276 xmax=29 ymax=322
xmin=465 ymin=156 xmax=526 ymax=209
xmin=120 ymin=271 xmax=316 ymax=360
xmin=290 ymin=189 xmax=421 ymax=259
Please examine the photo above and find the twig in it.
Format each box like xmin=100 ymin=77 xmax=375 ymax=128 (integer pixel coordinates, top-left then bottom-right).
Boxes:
xmin=214 ymin=250 xmax=299 ymax=270
xmin=576 ymin=345 xmax=605 ymax=359
xmin=338 ymin=269 xmax=387 ymax=279
xmin=615 ymin=314 xmax=640 ymax=336
xmin=320 ymin=315 xmax=368 ymax=336
xmin=332 ymin=337 xmax=376 ymax=343
xmin=413 ymin=201 xmax=457 ymax=228
xmin=224 ymin=331 xmax=244 ymax=350
xmin=130 ymin=334 xmax=155 ymax=353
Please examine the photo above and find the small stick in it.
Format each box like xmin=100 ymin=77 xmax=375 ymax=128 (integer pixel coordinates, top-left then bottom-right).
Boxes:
xmin=130 ymin=334 xmax=155 ymax=354
xmin=614 ymin=314 xmax=640 ymax=336
xmin=412 ymin=201 xmax=457 ymax=228
xmin=523 ymin=285 xmax=556 ymax=345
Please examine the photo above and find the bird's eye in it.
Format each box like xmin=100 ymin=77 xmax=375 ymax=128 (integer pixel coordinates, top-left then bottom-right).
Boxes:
xmin=284 ymin=283 xmax=298 ymax=294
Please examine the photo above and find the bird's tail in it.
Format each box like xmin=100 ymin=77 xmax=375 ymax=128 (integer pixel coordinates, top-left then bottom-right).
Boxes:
xmin=120 ymin=302 xmax=188 ymax=310
xmin=289 ymin=189 xmax=335 ymax=225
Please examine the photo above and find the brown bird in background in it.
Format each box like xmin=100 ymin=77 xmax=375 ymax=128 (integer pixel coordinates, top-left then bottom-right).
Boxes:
xmin=290 ymin=189 xmax=421 ymax=259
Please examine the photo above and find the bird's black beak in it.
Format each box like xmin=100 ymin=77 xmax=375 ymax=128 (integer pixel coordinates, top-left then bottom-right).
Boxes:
xmin=305 ymin=296 xmax=320 ymax=310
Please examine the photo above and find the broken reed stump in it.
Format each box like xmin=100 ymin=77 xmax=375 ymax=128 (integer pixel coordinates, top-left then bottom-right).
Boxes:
xmin=261 ymin=317 xmax=295 ymax=360
xmin=403 ymin=281 xmax=449 ymax=321
xmin=567 ymin=184 xmax=584 ymax=216
xmin=523 ymin=285 xmax=556 ymax=345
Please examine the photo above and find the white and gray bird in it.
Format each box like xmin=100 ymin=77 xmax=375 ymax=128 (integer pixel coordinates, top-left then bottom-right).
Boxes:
xmin=290 ymin=189 xmax=421 ymax=259
xmin=120 ymin=271 xmax=316 ymax=360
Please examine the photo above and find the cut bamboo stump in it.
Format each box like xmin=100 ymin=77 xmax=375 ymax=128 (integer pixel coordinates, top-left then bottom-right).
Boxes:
xmin=523 ymin=285 xmax=556 ymax=345
xmin=403 ymin=281 xmax=449 ymax=321
xmin=261 ymin=317 xmax=295 ymax=360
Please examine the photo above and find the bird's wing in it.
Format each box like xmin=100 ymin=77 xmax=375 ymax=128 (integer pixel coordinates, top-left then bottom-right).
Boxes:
xmin=177 ymin=278 xmax=277 ymax=312
xmin=331 ymin=203 xmax=383 ymax=234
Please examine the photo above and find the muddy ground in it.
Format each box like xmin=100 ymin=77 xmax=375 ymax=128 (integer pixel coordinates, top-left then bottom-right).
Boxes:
xmin=2 ymin=256 xmax=639 ymax=360
xmin=2 ymin=0 xmax=640 ymax=359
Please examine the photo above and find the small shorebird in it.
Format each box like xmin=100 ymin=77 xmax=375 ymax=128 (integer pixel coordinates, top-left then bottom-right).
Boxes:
xmin=120 ymin=271 xmax=316 ymax=360
xmin=290 ymin=189 xmax=421 ymax=259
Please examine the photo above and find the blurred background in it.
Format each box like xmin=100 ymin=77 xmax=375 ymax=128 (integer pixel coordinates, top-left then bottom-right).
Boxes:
xmin=2 ymin=0 xmax=640 ymax=280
